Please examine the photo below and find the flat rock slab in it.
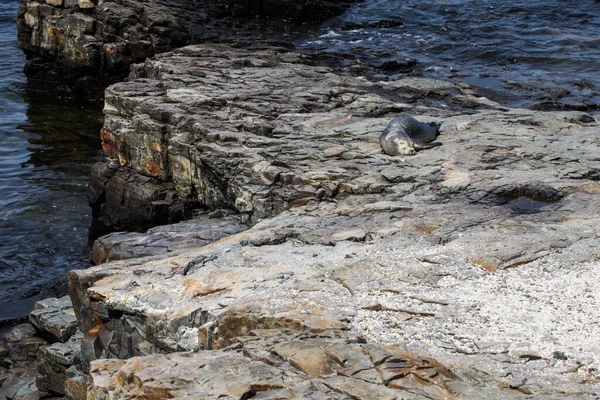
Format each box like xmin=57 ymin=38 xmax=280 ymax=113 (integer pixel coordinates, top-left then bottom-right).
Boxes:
xmin=71 ymin=44 xmax=600 ymax=398
xmin=91 ymin=212 xmax=246 ymax=264
xmin=88 ymin=329 xmax=475 ymax=399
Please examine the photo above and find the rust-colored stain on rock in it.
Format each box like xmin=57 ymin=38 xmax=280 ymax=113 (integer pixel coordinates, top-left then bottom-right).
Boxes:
xmin=182 ymin=278 xmax=227 ymax=298
xmin=469 ymin=258 xmax=498 ymax=273
xmin=415 ymin=224 xmax=439 ymax=234
xmin=144 ymin=158 xmax=162 ymax=177
xmin=87 ymin=325 xmax=100 ymax=335
xmin=118 ymin=153 xmax=129 ymax=166
xmin=48 ymin=24 xmax=66 ymax=50
xmin=100 ymin=128 xmax=118 ymax=156
xmin=152 ymin=141 xmax=168 ymax=153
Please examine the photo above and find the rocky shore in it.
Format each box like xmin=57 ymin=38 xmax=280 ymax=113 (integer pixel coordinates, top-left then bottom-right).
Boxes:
xmin=3 ymin=1 xmax=600 ymax=399
xmin=16 ymin=0 xmax=352 ymax=100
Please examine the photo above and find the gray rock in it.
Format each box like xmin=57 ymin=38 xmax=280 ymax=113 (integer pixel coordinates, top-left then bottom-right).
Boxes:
xmin=508 ymin=377 xmax=527 ymax=389
xmin=63 ymin=44 xmax=600 ymax=398
xmin=29 ymin=296 xmax=78 ymax=343
xmin=91 ymin=211 xmax=246 ymax=264
xmin=16 ymin=0 xmax=352 ymax=100
xmin=87 ymin=330 xmax=463 ymax=399
xmin=36 ymin=332 xmax=83 ymax=396
xmin=0 ymin=323 xmax=47 ymax=367
xmin=0 ymin=366 xmax=37 ymax=400
xmin=88 ymin=166 xmax=183 ymax=232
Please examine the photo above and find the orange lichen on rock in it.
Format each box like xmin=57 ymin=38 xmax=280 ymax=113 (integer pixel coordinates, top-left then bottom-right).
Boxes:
xmin=152 ymin=141 xmax=168 ymax=153
xmin=144 ymin=158 xmax=162 ymax=177
xmin=100 ymin=128 xmax=118 ymax=156
xmin=469 ymin=258 xmax=498 ymax=273
xmin=48 ymin=24 xmax=66 ymax=50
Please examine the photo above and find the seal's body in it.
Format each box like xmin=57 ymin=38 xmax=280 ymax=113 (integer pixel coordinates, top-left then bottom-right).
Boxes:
xmin=379 ymin=115 xmax=441 ymax=155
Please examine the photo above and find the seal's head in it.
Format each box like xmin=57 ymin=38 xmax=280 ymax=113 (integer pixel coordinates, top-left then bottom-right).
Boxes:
xmin=392 ymin=137 xmax=416 ymax=155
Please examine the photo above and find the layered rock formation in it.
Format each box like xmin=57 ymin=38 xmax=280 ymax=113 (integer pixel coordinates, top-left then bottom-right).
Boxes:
xmin=0 ymin=323 xmax=47 ymax=400
xmin=8 ymin=6 xmax=600 ymax=397
xmin=0 ymin=297 xmax=81 ymax=400
xmin=86 ymin=330 xmax=462 ymax=399
xmin=87 ymin=44 xmax=452 ymax=232
xmin=58 ymin=43 xmax=600 ymax=398
xmin=17 ymin=0 xmax=353 ymax=100
xmin=90 ymin=210 xmax=246 ymax=264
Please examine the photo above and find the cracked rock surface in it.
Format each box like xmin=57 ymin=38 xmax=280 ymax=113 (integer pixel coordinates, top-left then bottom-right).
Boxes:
xmin=88 ymin=330 xmax=469 ymax=399
xmin=65 ymin=43 xmax=600 ymax=398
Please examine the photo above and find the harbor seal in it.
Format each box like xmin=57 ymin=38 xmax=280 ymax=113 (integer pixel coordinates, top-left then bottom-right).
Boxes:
xmin=379 ymin=115 xmax=441 ymax=155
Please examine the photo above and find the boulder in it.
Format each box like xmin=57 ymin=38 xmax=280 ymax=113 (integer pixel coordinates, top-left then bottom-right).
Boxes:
xmin=36 ymin=333 xmax=83 ymax=396
xmin=0 ymin=324 xmax=47 ymax=367
xmin=29 ymin=296 xmax=78 ymax=343
xmin=0 ymin=367 xmax=38 ymax=400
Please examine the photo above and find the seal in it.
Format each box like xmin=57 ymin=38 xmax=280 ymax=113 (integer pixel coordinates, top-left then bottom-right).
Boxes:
xmin=379 ymin=115 xmax=441 ymax=155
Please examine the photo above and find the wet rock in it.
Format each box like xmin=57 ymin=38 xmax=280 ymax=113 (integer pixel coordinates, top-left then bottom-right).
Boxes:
xmin=29 ymin=296 xmax=77 ymax=343
xmin=379 ymin=58 xmax=418 ymax=73
xmin=529 ymin=99 xmax=595 ymax=112
xmin=338 ymin=18 xmax=404 ymax=30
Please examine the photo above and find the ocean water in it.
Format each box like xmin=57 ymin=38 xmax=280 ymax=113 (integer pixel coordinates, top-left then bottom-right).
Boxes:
xmin=301 ymin=0 xmax=600 ymax=107
xmin=0 ymin=1 xmax=102 ymax=322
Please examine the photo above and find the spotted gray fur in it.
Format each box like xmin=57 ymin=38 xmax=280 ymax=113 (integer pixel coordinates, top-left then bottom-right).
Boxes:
xmin=379 ymin=115 xmax=441 ymax=156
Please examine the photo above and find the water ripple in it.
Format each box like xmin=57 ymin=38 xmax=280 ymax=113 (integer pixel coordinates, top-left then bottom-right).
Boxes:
xmin=0 ymin=0 xmax=103 ymax=321
xmin=300 ymin=0 xmax=600 ymax=106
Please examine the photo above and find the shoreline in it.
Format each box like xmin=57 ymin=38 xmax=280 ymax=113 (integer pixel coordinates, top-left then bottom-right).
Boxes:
xmin=2 ymin=0 xmax=600 ymax=399
xmin=3 ymin=42 xmax=598 ymax=398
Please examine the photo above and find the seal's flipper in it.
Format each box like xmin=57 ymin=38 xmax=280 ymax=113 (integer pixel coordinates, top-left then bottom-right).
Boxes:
xmin=414 ymin=141 xmax=442 ymax=150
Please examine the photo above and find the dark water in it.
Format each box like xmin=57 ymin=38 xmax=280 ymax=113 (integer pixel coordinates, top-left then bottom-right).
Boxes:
xmin=0 ymin=1 xmax=102 ymax=321
xmin=301 ymin=0 xmax=600 ymax=107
